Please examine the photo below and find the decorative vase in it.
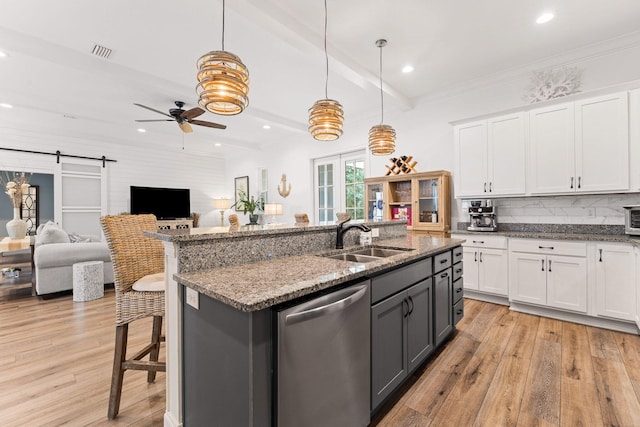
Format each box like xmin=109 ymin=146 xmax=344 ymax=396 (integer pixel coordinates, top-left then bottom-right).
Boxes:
xmin=248 ymin=214 xmax=259 ymax=225
xmin=6 ymin=207 xmax=28 ymax=240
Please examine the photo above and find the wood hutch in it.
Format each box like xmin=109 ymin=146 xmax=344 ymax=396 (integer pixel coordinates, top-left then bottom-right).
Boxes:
xmin=364 ymin=170 xmax=451 ymax=237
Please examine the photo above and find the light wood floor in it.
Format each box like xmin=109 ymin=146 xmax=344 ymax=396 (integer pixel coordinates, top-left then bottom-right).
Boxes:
xmin=3 ymin=294 xmax=640 ymax=426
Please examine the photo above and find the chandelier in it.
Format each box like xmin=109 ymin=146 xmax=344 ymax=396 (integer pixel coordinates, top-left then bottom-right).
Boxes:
xmin=308 ymin=0 xmax=344 ymax=141
xmin=368 ymin=39 xmax=396 ymax=155
xmin=196 ymin=0 xmax=249 ymax=116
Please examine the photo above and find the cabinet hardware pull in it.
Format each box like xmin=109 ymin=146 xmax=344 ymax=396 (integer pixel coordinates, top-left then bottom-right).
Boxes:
xmin=440 ymin=259 xmax=448 ymax=264
xmin=456 ymin=288 xmax=462 ymax=293
xmin=402 ymin=299 xmax=409 ymax=318
xmin=538 ymin=246 xmax=554 ymax=250
xmin=441 ymin=273 xmax=448 ymax=278
xmin=484 ymin=182 xmax=487 ymax=192
xmin=457 ymin=309 xmax=463 ymax=315
xmin=474 ymin=252 xmax=477 ymax=262
xmin=489 ymin=182 xmax=492 ymax=192
xmin=548 ymin=259 xmax=552 ymax=272
xmin=578 ymin=176 xmax=581 ymax=189
xmin=570 ymin=177 xmax=574 ymax=189
xmin=455 ymin=252 xmax=462 ymax=257
xmin=479 ymin=252 xmax=483 ymax=262
xmin=599 ymin=248 xmax=603 ymax=262
xmin=408 ymin=296 xmax=414 ymax=316
xmin=541 ymin=259 xmax=545 ymax=271
xmin=472 ymin=240 xmax=485 ymax=244
xmin=455 ymin=268 xmax=462 ymax=273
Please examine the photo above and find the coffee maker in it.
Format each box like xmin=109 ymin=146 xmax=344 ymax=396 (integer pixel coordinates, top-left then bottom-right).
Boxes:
xmin=467 ymin=200 xmax=497 ymax=232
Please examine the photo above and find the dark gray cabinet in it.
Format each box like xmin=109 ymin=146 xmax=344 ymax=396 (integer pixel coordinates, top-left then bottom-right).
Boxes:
xmin=371 ymin=278 xmax=432 ymax=411
xmin=434 ymin=268 xmax=453 ymax=347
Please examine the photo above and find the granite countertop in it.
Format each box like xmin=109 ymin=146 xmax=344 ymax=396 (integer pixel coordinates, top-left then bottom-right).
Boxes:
xmin=451 ymin=229 xmax=640 ymax=245
xmin=174 ymin=235 xmax=463 ymax=312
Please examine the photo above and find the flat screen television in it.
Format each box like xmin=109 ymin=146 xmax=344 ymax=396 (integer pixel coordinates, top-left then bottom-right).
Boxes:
xmin=130 ymin=186 xmax=190 ymax=220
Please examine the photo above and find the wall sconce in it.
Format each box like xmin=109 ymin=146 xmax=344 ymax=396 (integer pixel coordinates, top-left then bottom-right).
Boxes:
xmin=264 ymin=203 xmax=283 ymax=224
xmin=213 ymin=198 xmax=231 ymax=225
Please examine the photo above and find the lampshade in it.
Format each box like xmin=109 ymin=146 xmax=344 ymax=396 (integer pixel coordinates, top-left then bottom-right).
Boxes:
xmin=264 ymin=203 xmax=283 ymax=216
xmin=196 ymin=50 xmax=249 ymax=116
xmin=368 ymin=124 xmax=397 ymax=155
xmin=308 ymin=99 xmax=344 ymax=141
xmin=213 ymin=198 xmax=231 ymax=210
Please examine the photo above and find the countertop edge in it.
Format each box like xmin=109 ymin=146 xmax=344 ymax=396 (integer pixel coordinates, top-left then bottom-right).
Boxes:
xmin=451 ymin=230 xmax=640 ymax=245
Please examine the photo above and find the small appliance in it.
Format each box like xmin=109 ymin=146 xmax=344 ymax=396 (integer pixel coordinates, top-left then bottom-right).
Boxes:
xmin=623 ymin=205 xmax=640 ymax=235
xmin=467 ymin=200 xmax=498 ymax=232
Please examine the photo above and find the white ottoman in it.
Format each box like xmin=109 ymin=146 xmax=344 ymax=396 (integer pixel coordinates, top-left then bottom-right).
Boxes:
xmin=73 ymin=261 xmax=104 ymax=302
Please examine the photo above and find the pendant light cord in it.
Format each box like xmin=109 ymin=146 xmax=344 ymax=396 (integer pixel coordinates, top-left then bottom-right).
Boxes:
xmin=221 ymin=0 xmax=226 ymax=51
xmin=379 ymin=44 xmax=384 ymax=124
xmin=323 ymin=0 xmax=329 ymax=99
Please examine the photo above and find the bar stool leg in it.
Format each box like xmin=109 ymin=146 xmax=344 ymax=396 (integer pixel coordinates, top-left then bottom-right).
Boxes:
xmin=148 ymin=316 xmax=163 ymax=383
xmin=108 ymin=324 xmax=128 ymax=419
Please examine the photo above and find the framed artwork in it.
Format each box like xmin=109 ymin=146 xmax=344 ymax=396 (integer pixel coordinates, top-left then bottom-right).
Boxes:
xmin=234 ymin=176 xmax=249 ymax=211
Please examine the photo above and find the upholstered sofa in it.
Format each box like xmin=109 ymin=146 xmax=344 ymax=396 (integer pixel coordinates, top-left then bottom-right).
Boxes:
xmin=33 ymin=222 xmax=114 ymax=296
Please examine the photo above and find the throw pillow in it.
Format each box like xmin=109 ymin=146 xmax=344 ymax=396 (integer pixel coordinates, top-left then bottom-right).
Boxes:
xmin=36 ymin=220 xmax=55 ymax=235
xmin=38 ymin=223 xmax=70 ymax=244
xmin=68 ymin=232 xmax=92 ymax=243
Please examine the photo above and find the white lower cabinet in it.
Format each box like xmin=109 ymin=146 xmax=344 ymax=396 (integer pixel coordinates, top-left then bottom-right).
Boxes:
xmin=595 ymin=243 xmax=636 ymax=321
xmin=509 ymin=239 xmax=587 ymax=313
xmin=454 ymin=235 xmax=508 ymax=296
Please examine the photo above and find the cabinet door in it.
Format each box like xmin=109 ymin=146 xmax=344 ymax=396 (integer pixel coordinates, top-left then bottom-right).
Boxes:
xmin=407 ymin=279 xmax=433 ymax=373
xmin=487 ymin=112 xmax=526 ymax=196
xmin=478 ymin=248 xmax=508 ymax=296
xmin=455 ymin=121 xmax=487 ymax=197
xmin=414 ymin=176 xmax=440 ymax=227
xmin=433 ymin=269 xmax=453 ymax=347
xmin=595 ymin=244 xmax=636 ymax=321
xmin=529 ymin=103 xmax=575 ymax=194
xmin=462 ymin=247 xmax=479 ymax=290
xmin=546 ymin=255 xmax=587 ymax=313
xmin=371 ymin=291 xmax=408 ymax=410
xmin=575 ymin=92 xmax=629 ymax=192
xmin=509 ymin=252 xmax=546 ymax=305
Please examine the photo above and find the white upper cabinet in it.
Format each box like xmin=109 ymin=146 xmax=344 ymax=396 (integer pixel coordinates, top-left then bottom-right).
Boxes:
xmin=454 ymin=113 xmax=526 ymax=198
xmin=575 ymin=93 xmax=629 ymax=192
xmin=528 ymin=92 xmax=629 ymax=195
xmin=529 ymin=102 xmax=575 ymax=194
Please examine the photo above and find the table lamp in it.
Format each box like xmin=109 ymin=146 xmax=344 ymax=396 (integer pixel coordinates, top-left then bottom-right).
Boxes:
xmin=264 ymin=203 xmax=283 ymax=224
xmin=213 ymin=198 xmax=231 ymax=225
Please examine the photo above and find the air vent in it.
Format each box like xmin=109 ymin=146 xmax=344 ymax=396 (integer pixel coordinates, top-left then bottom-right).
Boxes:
xmin=91 ymin=44 xmax=113 ymax=59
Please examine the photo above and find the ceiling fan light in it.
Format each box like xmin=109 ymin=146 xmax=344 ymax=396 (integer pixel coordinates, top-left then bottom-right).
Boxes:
xmin=308 ymin=99 xmax=344 ymax=141
xmin=368 ymin=124 xmax=396 ymax=155
xmin=196 ymin=50 xmax=249 ymax=116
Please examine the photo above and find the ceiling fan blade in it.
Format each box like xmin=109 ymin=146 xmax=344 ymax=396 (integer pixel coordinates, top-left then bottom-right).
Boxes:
xmin=190 ymin=119 xmax=227 ymax=130
xmin=180 ymin=107 xmax=205 ymax=120
xmin=133 ymin=103 xmax=174 ymax=119
xmin=178 ymin=122 xmax=193 ymax=133
xmin=135 ymin=119 xmax=174 ymax=122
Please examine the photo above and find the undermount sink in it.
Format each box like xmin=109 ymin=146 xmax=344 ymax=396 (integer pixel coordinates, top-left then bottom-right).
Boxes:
xmin=322 ymin=246 xmax=414 ymax=263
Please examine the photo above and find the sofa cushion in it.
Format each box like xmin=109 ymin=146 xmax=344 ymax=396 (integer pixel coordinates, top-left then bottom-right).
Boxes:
xmin=34 ymin=242 xmax=111 ymax=268
xmin=132 ymin=272 xmax=165 ymax=292
xmin=38 ymin=222 xmax=70 ymax=244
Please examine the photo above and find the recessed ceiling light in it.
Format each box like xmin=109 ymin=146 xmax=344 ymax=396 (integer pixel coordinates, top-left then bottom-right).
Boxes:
xmin=214 ymin=143 xmax=222 ymax=147
xmin=0 ymin=103 xmax=13 ymax=109
xmin=263 ymin=124 xmax=271 ymax=130
xmin=402 ymin=65 xmax=414 ymax=73
xmin=0 ymin=51 xmax=7 ymax=58
xmin=137 ymin=128 xmax=146 ymax=133
xmin=536 ymin=12 xmax=555 ymax=24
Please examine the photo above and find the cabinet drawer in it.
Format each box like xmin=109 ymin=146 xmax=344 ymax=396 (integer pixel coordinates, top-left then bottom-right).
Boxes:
xmin=453 ymin=262 xmax=463 ymax=282
xmin=453 ymin=234 xmax=507 ymax=249
xmin=434 ymin=251 xmax=452 ymax=273
xmin=453 ymin=299 xmax=464 ymax=326
xmin=453 ymin=246 xmax=463 ymax=264
xmin=509 ymin=238 xmax=587 ymax=257
xmin=453 ymin=278 xmax=463 ymax=304
xmin=371 ymin=257 xmax=432 ymax=304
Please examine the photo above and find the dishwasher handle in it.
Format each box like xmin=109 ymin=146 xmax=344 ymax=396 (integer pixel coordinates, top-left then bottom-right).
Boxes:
xmin=285 ymin=284 xmax=368 ymax=325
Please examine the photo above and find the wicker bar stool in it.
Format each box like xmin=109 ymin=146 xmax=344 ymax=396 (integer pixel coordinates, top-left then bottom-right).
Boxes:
xmin=100 ymin=214 xmax=166 ymax=419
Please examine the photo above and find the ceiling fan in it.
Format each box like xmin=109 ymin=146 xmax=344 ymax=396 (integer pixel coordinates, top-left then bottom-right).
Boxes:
xmin=134 ymin=101 xmax=227 ymax=133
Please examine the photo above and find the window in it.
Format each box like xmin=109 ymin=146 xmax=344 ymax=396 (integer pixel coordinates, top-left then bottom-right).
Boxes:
xmin=313 ymin=150 xmax=366 ymax=224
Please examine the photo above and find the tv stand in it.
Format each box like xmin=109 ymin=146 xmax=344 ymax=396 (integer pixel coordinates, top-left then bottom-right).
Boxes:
xmin=157 ymin=219 xmax=193 ymax=230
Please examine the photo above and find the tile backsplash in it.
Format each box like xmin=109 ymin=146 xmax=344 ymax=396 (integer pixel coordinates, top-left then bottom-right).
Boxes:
xmin=456 ymin=193 xmax=640 ymax=226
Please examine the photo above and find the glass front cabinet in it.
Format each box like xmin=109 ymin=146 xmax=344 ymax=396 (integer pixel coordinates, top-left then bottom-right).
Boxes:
xmin=365 ymin=170 xmax=451 ymax=236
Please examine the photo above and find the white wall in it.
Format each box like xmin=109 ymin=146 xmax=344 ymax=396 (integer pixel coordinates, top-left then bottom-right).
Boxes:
xmin=0 ymin=127 xmax=226 ymax=228
xmin=230 ymin=42 xmax=640 ymax=227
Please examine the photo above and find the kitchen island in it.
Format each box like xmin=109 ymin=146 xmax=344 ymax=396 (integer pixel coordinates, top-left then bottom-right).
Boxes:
xmin=148 ymin=221 xmax=463 ymax=426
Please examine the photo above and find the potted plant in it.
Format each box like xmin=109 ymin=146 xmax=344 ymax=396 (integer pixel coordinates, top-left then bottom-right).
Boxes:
xmin=237 ymin=190 xmax=264 ymax=224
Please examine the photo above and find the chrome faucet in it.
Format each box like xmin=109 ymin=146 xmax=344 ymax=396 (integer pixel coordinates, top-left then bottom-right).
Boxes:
xmin=336 ymin=222 xmax=371 ymax=249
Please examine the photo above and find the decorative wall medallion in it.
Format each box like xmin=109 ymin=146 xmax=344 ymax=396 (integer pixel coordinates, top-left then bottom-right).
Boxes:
xmin=385 ymin=155 xmax=418 ymax=176
xmin=523 ymin=66 xmax=582 ymax=104
xmin=277 ymin=174 xmax=291 ymax=198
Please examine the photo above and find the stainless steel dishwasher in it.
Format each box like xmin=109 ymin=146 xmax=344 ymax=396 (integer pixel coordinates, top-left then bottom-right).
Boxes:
xmin=275 ymin=280 xmax=371 ymax=427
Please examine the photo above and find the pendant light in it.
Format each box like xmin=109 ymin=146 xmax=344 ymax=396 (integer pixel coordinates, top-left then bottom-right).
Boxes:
xmin=368 ymin=39 xmax=396 ymax=155
xmin=308 ymin=0 xmax=344 ymax=141
xmin=196 ymin=0 xmax=250 ymax=116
